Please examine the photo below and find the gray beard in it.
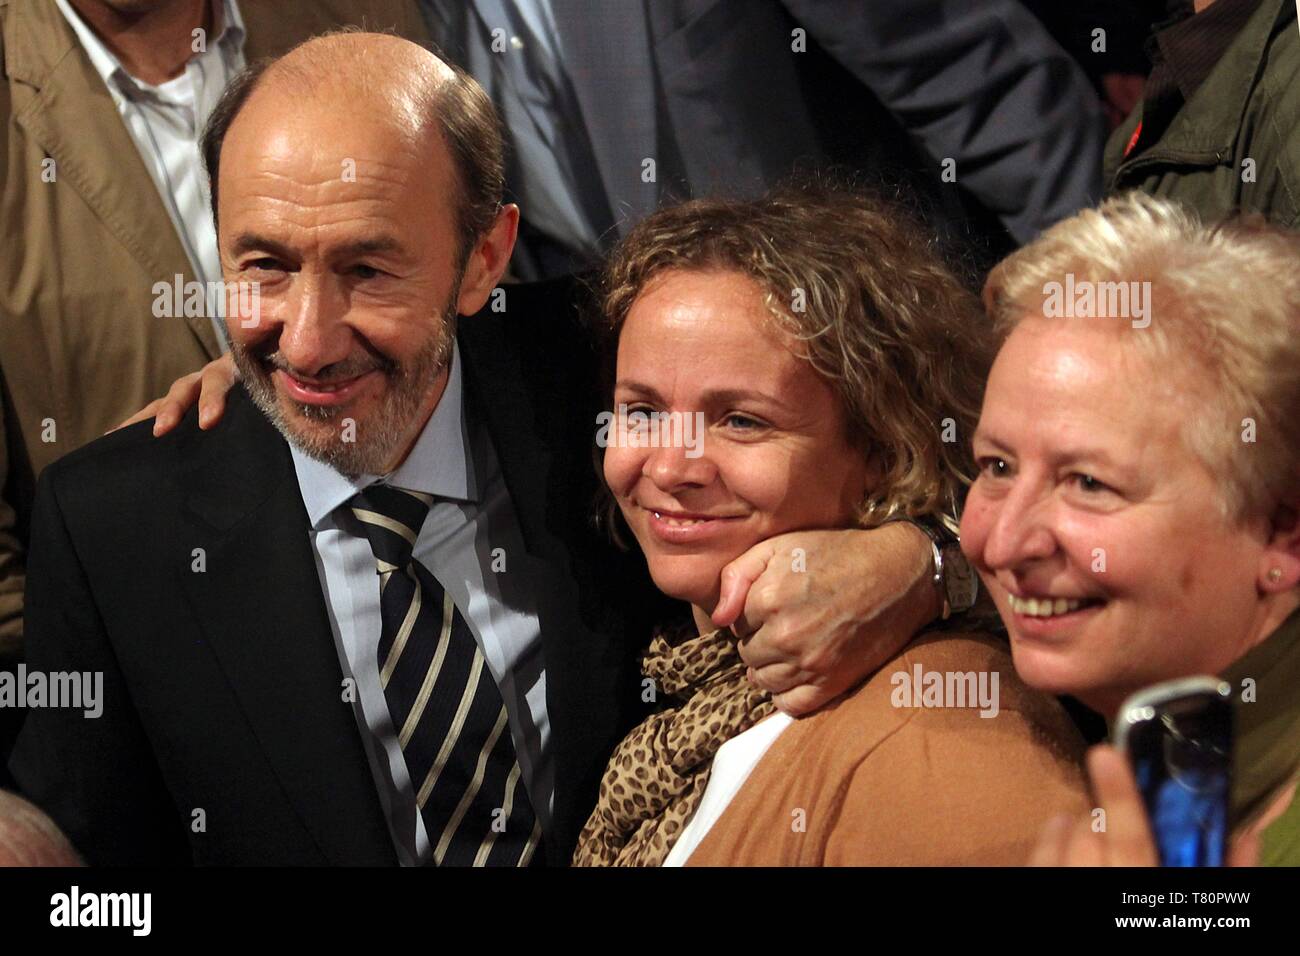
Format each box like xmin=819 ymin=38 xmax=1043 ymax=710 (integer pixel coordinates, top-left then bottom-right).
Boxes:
xmin=230 ymin=302 xmax=457 ymax=479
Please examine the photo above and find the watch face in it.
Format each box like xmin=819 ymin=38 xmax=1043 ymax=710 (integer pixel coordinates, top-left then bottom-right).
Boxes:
xmin=942 ymin=544 xmax=979 ymax=613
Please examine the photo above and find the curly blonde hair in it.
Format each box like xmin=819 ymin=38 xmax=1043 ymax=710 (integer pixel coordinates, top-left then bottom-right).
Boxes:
xmin=598 ymin=182 xmax=995 ymax=533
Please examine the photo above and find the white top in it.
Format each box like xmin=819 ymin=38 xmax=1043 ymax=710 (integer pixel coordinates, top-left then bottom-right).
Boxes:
xmin=663 ymin=711 xmax=796 ymax=866
xmin=55 ymin=0 xmax=247 ymax=346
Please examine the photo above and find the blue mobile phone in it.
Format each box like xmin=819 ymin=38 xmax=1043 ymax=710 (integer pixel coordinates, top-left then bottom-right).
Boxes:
xmin=1113 ymin=677 xmax=1234 ymax=867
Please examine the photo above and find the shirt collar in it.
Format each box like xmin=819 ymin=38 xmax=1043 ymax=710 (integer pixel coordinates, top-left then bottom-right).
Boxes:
xmin=54 ymin=0 xmax=246 ymax=102
xmin=1151 ymin=0 xmax=1262 ymax=103
xmin=1123 ymin=0 xmax=1286 ymax=165
xmin=291 ymin=341 xmax=480 ymax=529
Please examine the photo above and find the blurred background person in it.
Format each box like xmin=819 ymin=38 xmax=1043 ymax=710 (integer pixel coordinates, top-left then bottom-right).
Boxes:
xmin=420 ymin=0 xmax=1107 ymax=280
xmin=1022 ymin=0 xmax=1168 ymax=131
xmin=1103 ymin=0 xmax=1300 ymax=228
xmin=0 ymin=0 xmax=427 ymax=784
xmin=0 ymin=789 xmax=81 ymax=866
xmin=572 ymin=185 xmax=1087 ymax=867
xmin=963 ymin=193 xmax=1300 ymax=865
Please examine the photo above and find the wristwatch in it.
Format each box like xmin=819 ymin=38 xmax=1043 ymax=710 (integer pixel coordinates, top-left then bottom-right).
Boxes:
xmin=883 ymin=516 xmax=979 ymax=621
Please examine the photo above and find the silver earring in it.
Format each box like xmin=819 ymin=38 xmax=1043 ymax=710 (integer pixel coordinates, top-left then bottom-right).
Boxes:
xmin=1267 ymin=567 xmax=1283 ymax=583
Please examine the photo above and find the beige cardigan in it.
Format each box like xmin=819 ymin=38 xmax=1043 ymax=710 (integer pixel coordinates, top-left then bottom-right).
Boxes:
xmin=686 ymin=630 xmax=1089 ymax=866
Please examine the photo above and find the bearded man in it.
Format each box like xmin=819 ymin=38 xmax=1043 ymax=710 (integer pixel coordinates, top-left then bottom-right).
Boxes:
xmin=9 ymin=32 xmax=945 ymax=865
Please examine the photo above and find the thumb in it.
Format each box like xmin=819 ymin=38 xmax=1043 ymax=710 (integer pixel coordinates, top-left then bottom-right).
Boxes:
xmin=1087 ymin=744 xmax=1158 ymax=866
xmin=712 ymin=539 xmax=778 ymax=628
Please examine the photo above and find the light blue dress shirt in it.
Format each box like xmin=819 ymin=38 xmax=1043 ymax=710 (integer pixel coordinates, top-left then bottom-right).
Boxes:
xmin=290 ymin=342 xmax=552 ymax=865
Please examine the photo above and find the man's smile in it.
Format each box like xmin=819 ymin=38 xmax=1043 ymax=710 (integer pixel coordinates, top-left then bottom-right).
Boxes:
xmin=274 ymin=368 xmax=379 ymax=406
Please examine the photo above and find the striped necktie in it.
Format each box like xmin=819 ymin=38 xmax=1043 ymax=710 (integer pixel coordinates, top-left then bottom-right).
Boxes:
xmin=348 ymin=483 xmax=541 ymax=866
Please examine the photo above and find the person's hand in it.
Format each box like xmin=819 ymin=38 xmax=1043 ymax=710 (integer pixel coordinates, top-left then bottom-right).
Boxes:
xmin=1031 ymin=744 xmax=1271 ymax=867
xmin=710 ymin=522 xmax=939 ymax=716
xmin=1032 ymin=745 xmax=1159 ymax=866
xmin=110 ymin=352 xmax=238 ymax=436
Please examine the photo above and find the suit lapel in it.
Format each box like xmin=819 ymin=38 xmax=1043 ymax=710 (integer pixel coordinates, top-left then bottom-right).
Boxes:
xmin=458 ymin=328 xmax=556 ymax=562
xmin=458 ymin=304 xmax=642 ymax=864
xmin=5 ymin=0 xmax=219 ymax=359
xmin=177 ymin=389 xmax=396 ymax=865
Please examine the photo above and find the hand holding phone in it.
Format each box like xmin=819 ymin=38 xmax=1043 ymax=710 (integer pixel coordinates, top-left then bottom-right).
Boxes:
xmin=1114 ymin=677 xmax=1234 ymax=867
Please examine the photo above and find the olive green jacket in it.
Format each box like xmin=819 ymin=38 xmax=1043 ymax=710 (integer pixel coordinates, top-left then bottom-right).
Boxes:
xmin=1224 ymin=606 xmax=1300 ymax=866
xmin=0 ymin=0 xmax=429 ymax=658
xmin=1103 ymin=0 xmax=1300 ymax=228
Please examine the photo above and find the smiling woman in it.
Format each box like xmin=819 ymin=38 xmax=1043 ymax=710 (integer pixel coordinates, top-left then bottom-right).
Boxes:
xmin=571 ymin=183 xmax=1092 ymax=866
xmin=602 ymin=268 xmax=873 ymax=617
xmin=964 ymin=193 xmax=1300 ymax=864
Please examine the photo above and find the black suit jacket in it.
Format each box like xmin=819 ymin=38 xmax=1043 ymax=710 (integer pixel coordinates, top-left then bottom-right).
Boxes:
xmin=8 ymin=279 xmax=665 ymax=865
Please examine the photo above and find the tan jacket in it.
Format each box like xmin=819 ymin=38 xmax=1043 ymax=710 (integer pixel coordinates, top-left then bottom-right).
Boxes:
xmin=686 ymin=631 xmax=1089 ymax=866
xmin=0 ymin=0 xmax=429 ymax=656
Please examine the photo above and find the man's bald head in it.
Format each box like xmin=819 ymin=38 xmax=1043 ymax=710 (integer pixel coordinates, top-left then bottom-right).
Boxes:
xmin=203 ymin=30 xmax=504 ymax=266
xmin=254 ymin=32 xmax=454 ymax=143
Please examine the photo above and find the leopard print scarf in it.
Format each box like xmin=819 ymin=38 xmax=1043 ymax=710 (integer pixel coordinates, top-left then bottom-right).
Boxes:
xmin=571 ymin=627 xmax=776 ymax=867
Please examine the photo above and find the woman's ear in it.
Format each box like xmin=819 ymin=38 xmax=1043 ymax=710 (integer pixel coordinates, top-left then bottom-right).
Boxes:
xmin=1259 ymin=496 xmax=1300 ymax=592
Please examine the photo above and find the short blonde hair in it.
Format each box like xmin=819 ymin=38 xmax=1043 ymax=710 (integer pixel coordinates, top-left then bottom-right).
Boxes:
xmin=600 ymin=182 xmax=995 ymax=532
xmin=984 ymin=193 xmax=1300 ymax=520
